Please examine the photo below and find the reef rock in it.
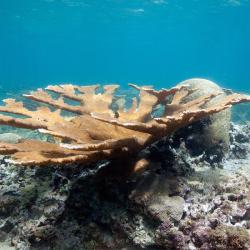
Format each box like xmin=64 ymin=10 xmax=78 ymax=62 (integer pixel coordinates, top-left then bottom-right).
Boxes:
xmin=129 ymin=172 xmax=185 ymax=223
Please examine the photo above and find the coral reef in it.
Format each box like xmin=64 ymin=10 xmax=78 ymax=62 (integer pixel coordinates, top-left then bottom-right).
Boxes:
xmin=0 ymin=82 xmax=249 ymax=168
xmin=0 ymin=122 xmax=249 ymax=250
xmin=0 ymin=80 xmax=250 ymax=249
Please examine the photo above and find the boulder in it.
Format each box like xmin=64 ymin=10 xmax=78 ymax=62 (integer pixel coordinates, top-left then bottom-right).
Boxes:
xmin=176 ymin=78 xmax=231 ymax=152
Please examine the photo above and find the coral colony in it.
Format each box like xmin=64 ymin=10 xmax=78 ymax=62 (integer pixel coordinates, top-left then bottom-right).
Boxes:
xmin=0 ymin=83 xmax=249 ymax=168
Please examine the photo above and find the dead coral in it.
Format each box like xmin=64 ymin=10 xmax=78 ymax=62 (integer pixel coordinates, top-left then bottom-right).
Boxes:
xmin=0 ymin=83 xmax=249 ymax=167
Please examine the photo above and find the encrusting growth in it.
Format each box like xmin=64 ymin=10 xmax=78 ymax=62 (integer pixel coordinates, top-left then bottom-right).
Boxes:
xmin=0 ymin=83 xmax=249 ymax=167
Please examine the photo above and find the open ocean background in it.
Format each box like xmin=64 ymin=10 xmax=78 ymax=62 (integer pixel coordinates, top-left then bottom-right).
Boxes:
xmin=0 ymin=0 xmax=250 ymax=99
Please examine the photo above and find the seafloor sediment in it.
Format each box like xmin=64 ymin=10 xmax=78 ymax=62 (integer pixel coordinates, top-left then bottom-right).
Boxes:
xmin=0 ymin=122 xmax=249 ymax=250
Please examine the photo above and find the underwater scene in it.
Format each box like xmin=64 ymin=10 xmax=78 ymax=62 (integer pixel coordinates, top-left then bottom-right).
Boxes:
xmin=0 ymin=1 xmax=250 ymax=249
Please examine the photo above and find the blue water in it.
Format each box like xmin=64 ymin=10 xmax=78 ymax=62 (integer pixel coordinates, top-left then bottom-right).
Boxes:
xmin=0 ymin=0 xmax=250 ymax=95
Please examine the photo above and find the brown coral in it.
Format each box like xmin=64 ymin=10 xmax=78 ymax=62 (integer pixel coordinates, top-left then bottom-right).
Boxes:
xmin=0 ymin=83 xmax=249 ymax=167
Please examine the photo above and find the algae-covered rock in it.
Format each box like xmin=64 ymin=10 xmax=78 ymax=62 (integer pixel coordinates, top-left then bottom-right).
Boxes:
xmin=176 ymin=78 xmax=231 ymax=153
xmin=148 ymin=195 xmax=185 ymax=223
xmin=19 ymin=183 xmax=38 ymax=207
xmin=129 ymin=172 xmax=185 ymax=223
xmin=0 ymin=195 xmax=20 ymax=215
xmin=208 ymin=225 xmax=250 ymax=250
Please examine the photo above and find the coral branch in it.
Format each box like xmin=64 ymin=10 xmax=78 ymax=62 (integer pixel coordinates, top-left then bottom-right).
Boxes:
xmin=129 ymin=83 xmax=187 ymax=104
xmin=24 ymin=89 xmax=83 ymax=114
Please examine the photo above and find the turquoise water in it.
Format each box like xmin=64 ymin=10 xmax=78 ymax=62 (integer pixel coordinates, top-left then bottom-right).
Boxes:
xmin=0 ymin=0 xmax=250 ymax=95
